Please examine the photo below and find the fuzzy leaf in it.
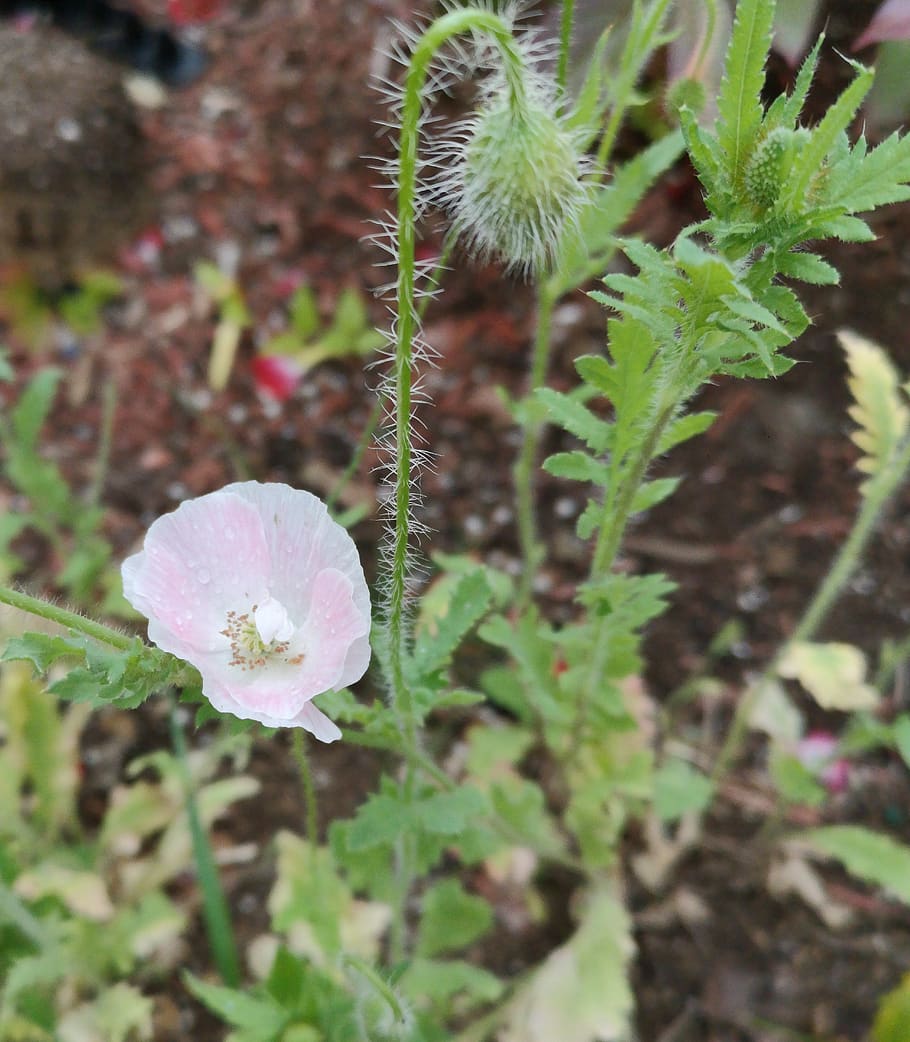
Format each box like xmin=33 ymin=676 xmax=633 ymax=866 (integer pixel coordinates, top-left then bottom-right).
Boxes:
xmin=10 ymin=368 xmax=61 ymax=449
xmin=536 ymin=387 xmax=613 ymax=453
xmin=777 ymin=251 xmax=840 ymax=285
xmin=657 ymin=411 xmax=717 ymax=453
xmin=839 ymin=329 xmax=909 ymax=488
xmin=716 ymin=0 xmax=775 ymax=185
xmin=653 ymin=759 xmax=714 ymax=822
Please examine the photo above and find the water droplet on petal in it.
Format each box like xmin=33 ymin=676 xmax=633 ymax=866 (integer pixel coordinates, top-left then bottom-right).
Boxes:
xmin=197 ymin=568 xmax=211 ymax=584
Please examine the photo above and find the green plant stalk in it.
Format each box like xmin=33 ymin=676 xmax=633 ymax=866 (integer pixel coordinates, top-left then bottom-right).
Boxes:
xmin=713 ymin=433 xmax=910 ymax=786
xmin=0 ymin=585 xmax=133 ymax=650
xmin=594 ymin=0 xmax=674 ymax=173
xmin=514 ymin=286 xmax=556 ymax=603
xmin=170 ymin=707 xmax=241 ymax=987
xmin=291 ymin=729 xmax=320 ymax=851
xmin=387 ymin=6 xmax=529 ymax=721
xmin=570 ymin=400 xmax=678 ymax=749
xmin=344 ymin=954 xmax=407 ymax=1024
xmin=383 ymin=7 xmax=530 ymax=961
xmin=556 ymin=0 xmax=575 ymax=100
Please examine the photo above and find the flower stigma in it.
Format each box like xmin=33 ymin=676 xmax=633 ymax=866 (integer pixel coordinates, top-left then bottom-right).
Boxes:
xmin=222 ymin=596 xmax=303 ymax=671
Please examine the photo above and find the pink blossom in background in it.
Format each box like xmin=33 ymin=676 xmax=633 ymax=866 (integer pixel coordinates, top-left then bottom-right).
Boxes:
xmin=122 ymin=482 xmax=371 ymax=741
xmin=251 ymin=354 xmax=304 ymax=402
xmin=796 ymin=732 xmax=851 ymax=794
xmin=854 ymin=0 xmax=910 ymax=49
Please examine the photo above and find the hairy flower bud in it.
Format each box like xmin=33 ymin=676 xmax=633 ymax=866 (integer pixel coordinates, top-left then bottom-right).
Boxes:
xmin=744 ymin=126 xmax=809 ymax=211
xmin=448 ymin=89 xmax=588 ymax=276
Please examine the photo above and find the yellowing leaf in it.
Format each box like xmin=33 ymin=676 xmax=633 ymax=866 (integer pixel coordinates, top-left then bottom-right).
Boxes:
xmin=838 ymin=329 xmax=908 ymax=491
xmin=778 ymin=641 xmax=878 ymax=711
xmin=498 ymin=885 xmax=634 ymax=1042
xmin=15 ymin=864 xmax=115 ymax=921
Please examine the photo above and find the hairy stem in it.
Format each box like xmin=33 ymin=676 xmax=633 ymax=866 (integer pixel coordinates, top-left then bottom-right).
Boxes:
xmin=556 ymin=0 xmax=575 ymax=100
xmin=0 ymin=585 xmax=133 ymax=650
xmin=291 ymin=729 xmax=320 ymax=851
xmin=515 ymin=287 xmax=556 ymax=604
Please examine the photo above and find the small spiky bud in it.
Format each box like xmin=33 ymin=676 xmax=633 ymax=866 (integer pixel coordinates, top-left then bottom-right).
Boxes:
xmin=744 ymin=126 xmax=809 ymax=211
xmin=447 ymin=86 xmax=589 ymax=276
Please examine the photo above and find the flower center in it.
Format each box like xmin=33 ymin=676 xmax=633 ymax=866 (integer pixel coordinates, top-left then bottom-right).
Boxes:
xmin=221 ymin=597 xmax=304 ymax=671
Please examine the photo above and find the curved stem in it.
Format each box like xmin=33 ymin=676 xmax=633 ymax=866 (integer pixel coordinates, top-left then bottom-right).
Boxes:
xmin=0 ymin=585 xmax=133 ymax=650
xmin=387 ymin=9 xmax=531 ymax=736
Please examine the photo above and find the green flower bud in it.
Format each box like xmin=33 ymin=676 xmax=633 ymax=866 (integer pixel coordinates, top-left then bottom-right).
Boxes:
xmin=450 ymin=90 xmax=589 ymax=276
xmin=744 ymin=126 xmax=809 ymax=211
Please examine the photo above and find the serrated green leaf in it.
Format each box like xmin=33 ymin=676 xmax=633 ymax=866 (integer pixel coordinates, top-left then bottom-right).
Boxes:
xmin=804 ymin=826 xmax=910 ymax=905
xmin=535 ymin=388 xmax=613 ymax=454
xmin=716 ymin=0 xmax=775 ymax=186
xmin=777 ymin=251 xmax=839 ymax=286
xmin=410 ymin=569 xmax=493 ymax=680
xmin=416 ymin=879 xmax=493 ymax=957
xmin=838 ymin=330 xmax=908 ymax=490
xmin=1 ymin=632 xmax=86 ymax=671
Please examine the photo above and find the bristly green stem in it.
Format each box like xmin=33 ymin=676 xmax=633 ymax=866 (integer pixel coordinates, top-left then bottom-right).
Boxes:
xmin=571 ymin=399 xmax=678 ymax=750
xmin=712 ymin=432 xmax=910 ymax=786
xmin=514 ymin=287 xmax=556 ymax=604
xmin=291 ymin=729 xmax=320 ymax=851
xmin=0 ymin=585 xmax=133 ymax=650
xmin=387 ymin=7 xmax=530 ymax=735
xmin=384 ymin=5 xmax=530 ymax=962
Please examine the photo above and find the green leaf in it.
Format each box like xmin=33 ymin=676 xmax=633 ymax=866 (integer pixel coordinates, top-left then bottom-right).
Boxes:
xmin=804 ymin=826 xmax=910 ymax=905
xmin=769 ymin=749 xmax=826 ymax=807
xmin=416 ymin=880 xmax=493 ymax=957
xmin=183 ymin=973 xmax=287 ymax=1037
xmin=629 ymin=476 xmax=680 ymax=514
xmin=401 ymin=958 xmax=503 ymax=1008
xmin=653 ymin=759 xmax=714 ymax=821
xmin=839 ymin=330 xmax=908 ymax=490
xmin=543 ymin=450 xmax=610 ymax=485
xmin=10 ymin=368 xmax=62 ymax=449
xmin=873 ymin=974 xmax=910 ymax=1042
xmin=777 ymin=251 xmax=839 ymax=286
xmin=656 ymin=411 xmax=717 ymax=454
xmin=410 ymin=569 xmax=493 ymax=680
xmin=535 ymin=388 xmax=612 ymax=454
xmin=2 ymin=632 xmax=86 ymax=671
xmin=716 ymin=0 xmax=775 ymax=186
xmin=499 ymin=886 xmax=634 ymax=1042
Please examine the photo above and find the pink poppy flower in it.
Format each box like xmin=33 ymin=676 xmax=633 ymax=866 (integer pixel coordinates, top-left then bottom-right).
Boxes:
xmin=122 ymin=482 xmax=371 ymax=741
xmin=251 ymin=355 xmax=304 ymax=402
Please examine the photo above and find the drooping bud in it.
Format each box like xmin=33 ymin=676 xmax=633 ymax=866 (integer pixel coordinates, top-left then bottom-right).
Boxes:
xmin=447 ymin=86 xmax=589 ymax=276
